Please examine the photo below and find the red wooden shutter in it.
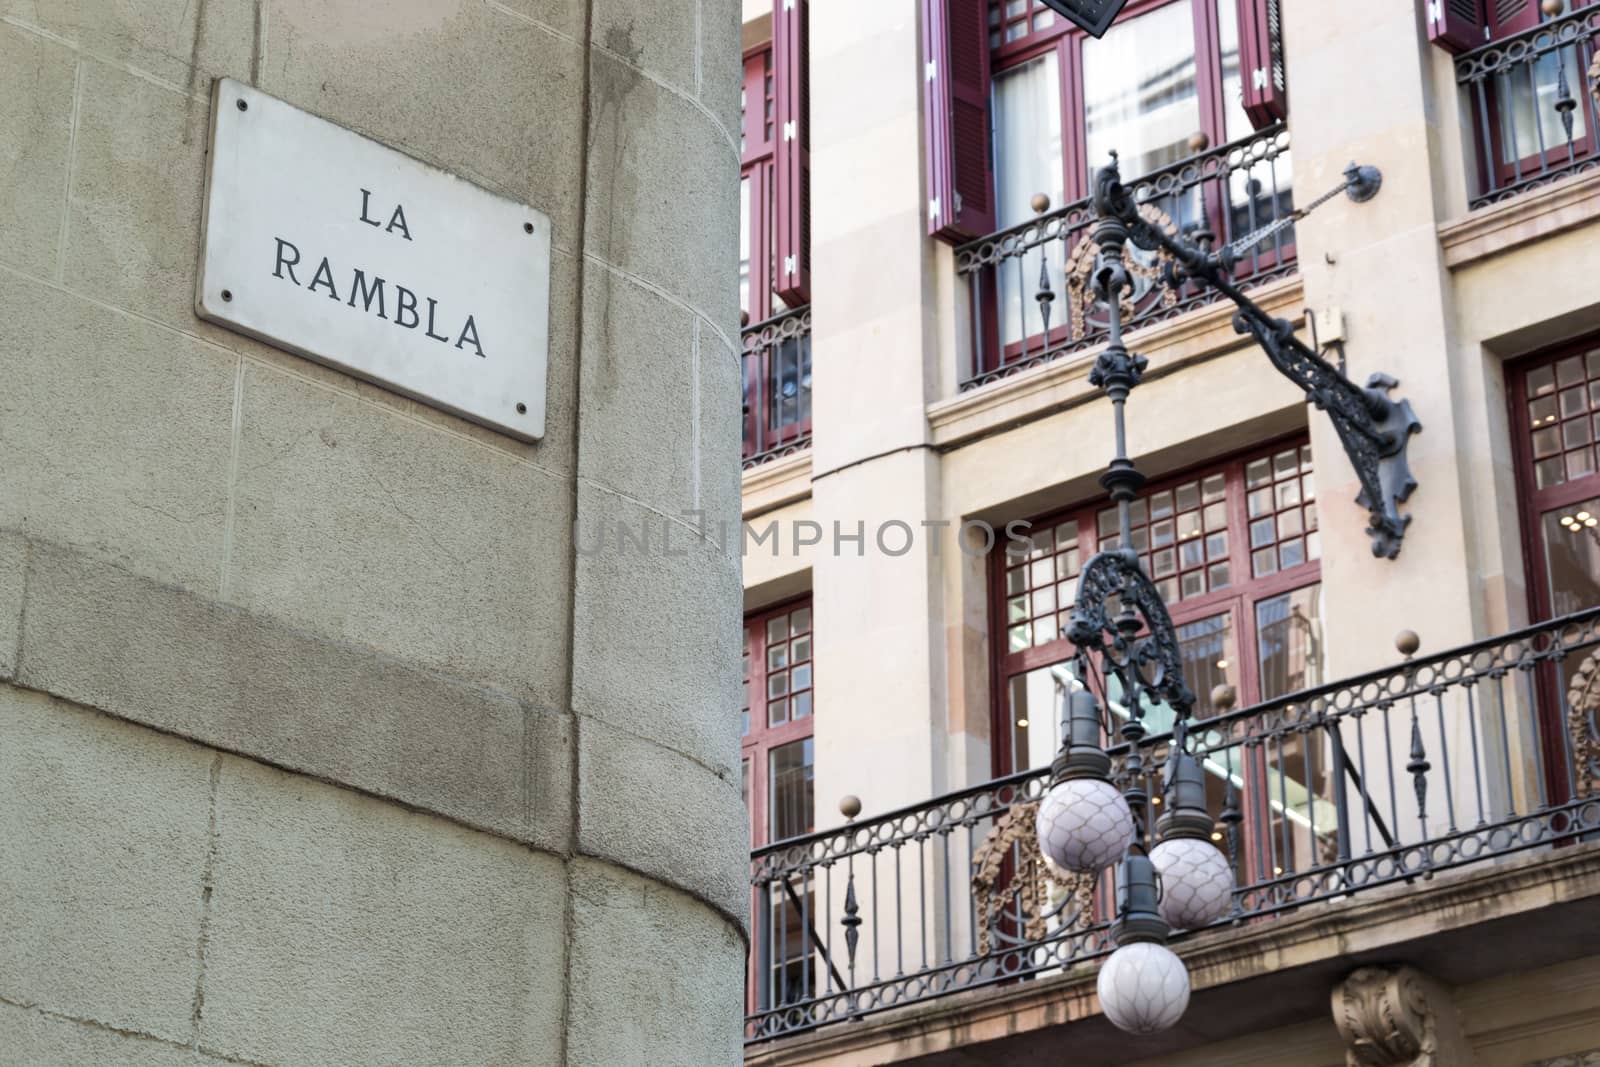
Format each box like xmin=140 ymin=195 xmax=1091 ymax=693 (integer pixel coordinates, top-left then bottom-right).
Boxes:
xmin=1427 ymin=0 xmax=1487 ymax=53
xmin=774 ymin=0 xmax=811 ymax=307
xmin=924 ymin=0 xmax=996 ymax=243
xmin=1237 ymin=0 xmax=1288 ymax=129
xmin=1487 ymin=0 xmax=1539 ymax=37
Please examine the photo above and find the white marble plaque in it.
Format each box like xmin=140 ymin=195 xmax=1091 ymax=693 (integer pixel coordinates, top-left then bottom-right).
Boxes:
xmin=197 ymin=78 xmax=550 ymax=440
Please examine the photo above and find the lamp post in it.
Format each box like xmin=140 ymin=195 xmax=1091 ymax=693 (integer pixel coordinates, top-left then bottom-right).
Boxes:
xmin=1034 ymin=152 xmax=1409 ymax=1034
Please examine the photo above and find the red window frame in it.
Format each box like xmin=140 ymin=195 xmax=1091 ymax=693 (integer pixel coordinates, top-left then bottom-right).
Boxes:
xmin=741 ymin=46 xmax=781 ymax=325
xmin=742 ymin=596 xmax=816 ymax=1014
xmin=989 ymin=437 xmax=1325 ymax=887
xmin=988 ymin=0 xmax=1235 ymax=208
xmin=989 ymin=434 xmax=1323 ymax=765
xmin=743 ymin=597 xmax=816 ymax=849
xmin=1448 ymin=0 xmax=1600 ymax=196
xmin=1508 ymin=338 xmax=1600 ymax=803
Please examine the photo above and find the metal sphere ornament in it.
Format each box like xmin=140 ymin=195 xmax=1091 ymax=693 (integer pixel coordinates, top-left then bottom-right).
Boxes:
xmin=1036 ymin=776 xmax=1135 ymax=873
xmin=1149 ymin=742 xmax=1235 ymax=929
xmin=1035 ymin=689 xmax=1134 ymax=873
xmin=1097 ymin=941 xmax=1192 ymax=1034
xmin=1150 ymin=837 xmax=1232 ymax=930
xmin=1098 ymin=852 xmax=1192 ymax=1034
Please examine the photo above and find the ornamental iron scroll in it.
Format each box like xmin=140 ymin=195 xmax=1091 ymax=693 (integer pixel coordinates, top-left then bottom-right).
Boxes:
xmin=1092 ymin=156 xmax=1423 ymax=559
xmin=1565 ymin=646 xmax=1600 ymax=797
xmin=970 ymin=800 xmax=1097 ymax=954
xmin=1067 ymin=550 xmax=1196 ymax=718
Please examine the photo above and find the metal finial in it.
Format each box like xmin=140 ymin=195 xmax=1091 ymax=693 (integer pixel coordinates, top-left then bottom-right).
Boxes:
xmin=1543 ymin=0 xmax=1565 ymax=15
xmin=839 ymin=795 xmax=862 ymax=820
xmin=1031 ymin=192 xmax=1052 ymax=214
xmin=1210 ymin=684 xmax=1237 ymax=713
xmin=1395 ymin=630 xmax=1420 ymax=659
xmin=1187 ymin=131 xmax=1210 ymax=154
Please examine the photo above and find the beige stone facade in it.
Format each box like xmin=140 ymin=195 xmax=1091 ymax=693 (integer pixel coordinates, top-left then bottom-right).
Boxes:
xmin=1 ymin=1 xmax=745 ymax=1064
xmin=739 ymin=0 xmax=1600 ymax=1063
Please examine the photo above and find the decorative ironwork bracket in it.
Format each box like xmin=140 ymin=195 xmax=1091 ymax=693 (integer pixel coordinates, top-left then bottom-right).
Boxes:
xmin=1067 ymin=550 xmax=1196 ymax=719
xmin=1091 ymin=159 xmax=1423 ymax=559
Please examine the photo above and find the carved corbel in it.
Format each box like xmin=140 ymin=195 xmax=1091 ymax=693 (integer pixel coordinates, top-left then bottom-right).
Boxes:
xmin=1332 ymin=966 xmax=1474 ymax=1067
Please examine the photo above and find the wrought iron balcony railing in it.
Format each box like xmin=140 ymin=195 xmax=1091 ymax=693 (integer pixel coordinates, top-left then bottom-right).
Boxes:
xmin=954 ymin=125 xmax=1296 ymax=392
xmin=745 ymin=607 xmax=1600 ymax=1044
xmin=1456 ymin=8 xmax=1600 ymax=209
xmin=743 ymin=305 xmax=812 ymax=470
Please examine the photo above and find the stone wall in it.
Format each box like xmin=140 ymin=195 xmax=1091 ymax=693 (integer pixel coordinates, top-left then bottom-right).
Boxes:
xmin=0 ymin=1 xmax=746 ymax=1063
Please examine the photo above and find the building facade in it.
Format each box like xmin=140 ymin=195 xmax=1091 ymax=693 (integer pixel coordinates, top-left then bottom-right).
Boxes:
xmin=738 ymin=0 xmax=1600 ymax=1063
xmin=0 ymin=1 xmax=746 ymax=1064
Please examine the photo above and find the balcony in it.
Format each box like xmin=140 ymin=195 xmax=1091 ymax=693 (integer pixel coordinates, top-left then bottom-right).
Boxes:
xmin=1456 ymin=7 xmax=1600 ymax=209
xmin=743 ymin=305 xmax=813 ymax=470
xmin=954 ymin=125 xmax=1296 ymax=393
xmin=745 ymin=607 xmax=1600 ymax=1047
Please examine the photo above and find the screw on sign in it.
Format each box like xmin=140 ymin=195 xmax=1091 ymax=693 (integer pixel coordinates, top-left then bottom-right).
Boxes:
xmin=1037 ymin=0 xmax=1132 ymax=38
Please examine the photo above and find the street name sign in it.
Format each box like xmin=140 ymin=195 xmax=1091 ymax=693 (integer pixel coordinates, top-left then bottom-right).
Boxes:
xmin=197 ymin=78 xmax=551 ymax=441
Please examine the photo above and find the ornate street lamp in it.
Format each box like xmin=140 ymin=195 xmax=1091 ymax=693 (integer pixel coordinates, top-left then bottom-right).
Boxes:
xmin=1036 ymin=152 xmax=1409 ymax=1034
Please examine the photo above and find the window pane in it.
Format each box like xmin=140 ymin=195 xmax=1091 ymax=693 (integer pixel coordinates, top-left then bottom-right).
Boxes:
xmin=1543 ymin=500 xmax=1600 ymax=616
xmin=994 ymin=52 xmax=1066 ymax=348
xmin=1215 ymin=0 xmax=1251 ymax=142
xmin=1177 ymin=613 xmax=1238 ymax=719
xmin=1495 ymin=47 xmax=1589 ymax=164
xmin=1256 ymin=585 xmax=1325 ymax=702
xmin=769 ymin=739 xmax=815 ymax=841
xmin=1083 ymin=2 xmax=1201 ymax=178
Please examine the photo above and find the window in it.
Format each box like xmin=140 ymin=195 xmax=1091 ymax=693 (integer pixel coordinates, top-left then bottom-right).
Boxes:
xmin=1513 ymin=344 xmax=1600 ymax=622
xmin=1510 ymin=340 xmax=1600 ymax=803
xmin=740 ymin=48 xmax=782 ymax=324
xmin=1436 ymin=0 xmax=1599 ymax=205
xmin=947 ymin=0 xmax=1294 ymax=383
xmin=989 ymin=0 xmax=1258 ymax=232
xmin=993 ymin=439 xmax=1328 ymax=869
xmin=740 ymin=8 xmax=812 ymax=465
xmin=743 ymin=599 xmax=816 ymax=1010
xmin=739 ymin=3 xmax=809 ymax=326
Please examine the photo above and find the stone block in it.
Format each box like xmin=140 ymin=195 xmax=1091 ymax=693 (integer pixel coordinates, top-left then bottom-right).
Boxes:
xmin=697 ymin=322 xmax=745 ymax=537
xmin=0 ymin=688 xmax=211 ymax=1043
xmin=584 ymin=47 xmax=740 ymax=327
xmin=226 ymin=361 xmax=574 ymax=706
xmin=16 ymin=542 xmax=573 ymax=854
xmin=578 ymin=269 xmax=697 ymax=517
xmin=576 ymin=715 xmax=748 ymax=925
xmin=0 ymin=0 xmax=256 ymax=89
xmin=572 ymin=485 xmax=743 ymax=777
xmin=0 ymin=531 xmax=23 ymax=679
xmin=0 ymin=272 xmax=236 ymax=594
xmin=61 ymin=60 xmax=210 ymax=335
xmin=260 ymin=0 xmax=586 ymax=246
xmin=0 ymin=24 xmax=76 ymax=279
xmin=490 ymin=0 xmax=585 ymax=41
xmin=593 ymin=0 xmax=699 ymax=102
xmin=566 ymin=858 xmax=745 ymax=1067
xmin=699 ymin=0 xmax=744 ymax=140
xmin=0 ymin=1002 xmax=241 ymax=1066
xmin=200 ymin=756 xmax=567 ymax=1066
